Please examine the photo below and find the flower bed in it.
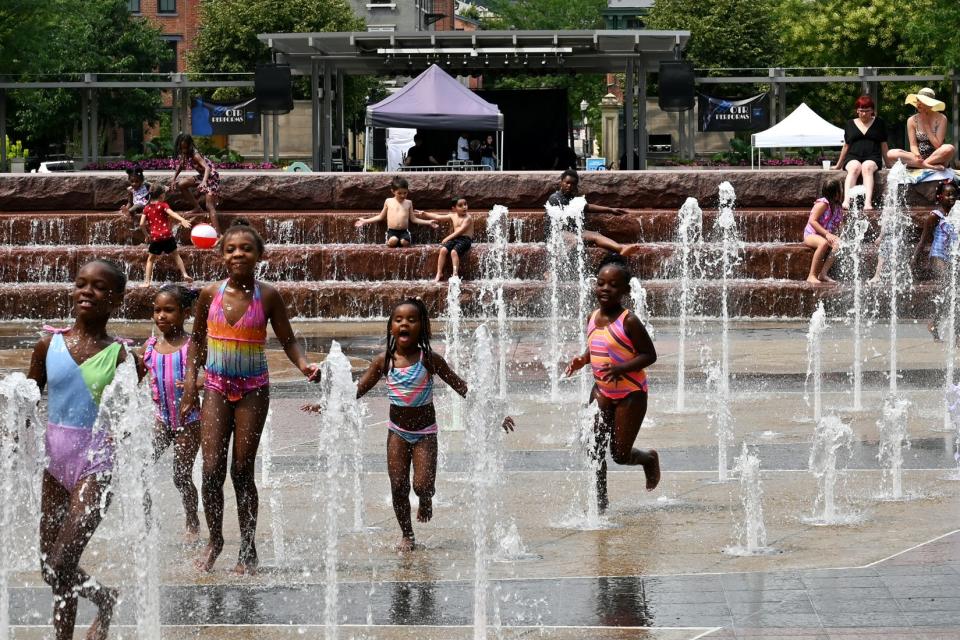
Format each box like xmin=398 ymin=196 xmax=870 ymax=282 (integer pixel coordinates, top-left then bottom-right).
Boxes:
xmin=85 ymin=159 xmax=278 ymax=171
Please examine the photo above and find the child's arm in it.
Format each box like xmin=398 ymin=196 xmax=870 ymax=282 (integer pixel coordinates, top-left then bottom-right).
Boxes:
xmin=442 ymin=214 xmax=471 ymax=243
xmin=409 ymin=205 xmax=439 ymax=228
xmin=805 ymin=202 xmax=838 ymax=247
xmin=587 ymin=202 xmax=630 ymax=216
xmin=263 ymin=284 xmax=320 ymax=382
xmin=26 ymin=336 xmax=51 ymax=393
xmin=564 ymin=347 xmax=590 ymax=376
xmin=301 ymin=353 xmax=383 ymax=413
xmin=164 ymin=205 xmax=192 ymax=228
xmin=180 ymin=286 xmax=214 ymax=421
xmin=598 ymin=313 xmax=656 ymax=383
xmin=430 ymin=352 xmax=468 ymax=398
xmin=139 ymin=212 xmax=149 ymax=237
xmin=415 ymin=210 xmax=445 ymax=221
xmin=355 ymin=201 xmax=388 ymax=227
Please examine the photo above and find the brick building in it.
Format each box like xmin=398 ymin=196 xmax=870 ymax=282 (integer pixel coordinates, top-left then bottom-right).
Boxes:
xmin=128 ymin=0 xmax=200 ymax=73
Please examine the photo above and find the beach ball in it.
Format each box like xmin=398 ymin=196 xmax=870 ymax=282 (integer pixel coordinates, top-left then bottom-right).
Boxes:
xmin=191 ymin=223 xmax=218 ymax=249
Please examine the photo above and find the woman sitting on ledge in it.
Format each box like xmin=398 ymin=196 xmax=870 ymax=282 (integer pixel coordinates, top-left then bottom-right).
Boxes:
xmin=833 ymin=95 xmax=888 ymax=210
xmin=887 ymin=88 xmax=956 ymax=171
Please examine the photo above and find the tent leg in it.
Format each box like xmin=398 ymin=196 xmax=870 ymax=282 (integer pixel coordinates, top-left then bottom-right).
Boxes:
xmin=311 ymin=60 xmax=320 ymax=172
xmin=364 ymin=125 xmax=371 ymax=172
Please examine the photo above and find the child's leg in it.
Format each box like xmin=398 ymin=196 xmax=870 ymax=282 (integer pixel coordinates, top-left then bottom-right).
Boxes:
xmin=177 ymin=176 xmax=202 ymax=212
xmin=435 ymin=247 xmax=449 ymax=281
xmin=229 ymin=387 xmax=269 ymax=574
xmin=202 ymin=194 xmax=221 ymax=233
xmin=593 ymin=392 xmax=614 ymax=513
xmin=819 ymin=249 xmax=838 ymax=282
xmin=386 ymin=431 xmax=415 ymax=549
xmin=144 ymin=252 xmax=156 ymax=285
xmin=609 ymin=391 xmax=660 ymax=491
xmin=411 ymin=435 xmax=438 ymax=523
xmin=171 ymin=249 xmax=193 ymax=283
xmin=173 ymin=423 xmax=202 ymax=539
xmin=387 ymin=235 xmax=400 ymax=248
xmin=930 ymin=258 xmax=948 ymax=338
xmin=450 ymin=249 xmax=461 ymax=277
xmin=40 ymin=472 xmax=117 ymax=640
xmin=196 ymin=391 xmax=234 ymax=572
xmin=582 ymin=230 xmax=640 ymax=257
xmin=803 ymin=234 xmax=830 ymax=283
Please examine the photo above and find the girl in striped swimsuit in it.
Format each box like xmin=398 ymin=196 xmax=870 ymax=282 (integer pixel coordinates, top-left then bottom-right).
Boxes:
xmin=304 ymin=297 xmax=514 ymax=551
xmin=181 ymin=219 xmax=320 ymax=575
xmin=142 ymin=284 xmax=202 ymax=543
xmin=566 ymin=254 xmax=660 ymax=513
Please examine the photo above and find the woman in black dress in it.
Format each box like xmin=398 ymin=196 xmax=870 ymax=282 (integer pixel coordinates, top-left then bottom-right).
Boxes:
xmin=832 ymin=95 xmax=888 ymax=210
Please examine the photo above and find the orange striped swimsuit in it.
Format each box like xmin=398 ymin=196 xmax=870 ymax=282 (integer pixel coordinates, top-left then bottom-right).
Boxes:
xmin=588 ymin=308 xmax=649 ymax=400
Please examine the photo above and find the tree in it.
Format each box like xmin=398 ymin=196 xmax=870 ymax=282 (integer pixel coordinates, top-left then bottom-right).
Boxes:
xmin=10 ymin=0 xmax=171 ymax=156
xmin=481 ymin=0 xmax=607 ymax=30
xmin=187 ymin=0 xmax=374 ymax=126
xmin=0 ymin=0 xmax=53 ymax=75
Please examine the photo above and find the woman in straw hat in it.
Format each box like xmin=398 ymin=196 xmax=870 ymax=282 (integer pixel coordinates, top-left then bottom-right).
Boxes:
xmin=887 ymin=88 xmax=955 ymax=171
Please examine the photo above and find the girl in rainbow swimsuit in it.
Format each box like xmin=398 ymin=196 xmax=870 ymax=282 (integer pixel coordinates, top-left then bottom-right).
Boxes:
xmin=566 ymin=254 xmax=660 ymax=513
xmin=27 ymin=259 xmax=141 ymax=640
xmin=303 ymin=297 xmax=515 ymax=552
xmin=180 ymin=219 xmax=320 ymax=575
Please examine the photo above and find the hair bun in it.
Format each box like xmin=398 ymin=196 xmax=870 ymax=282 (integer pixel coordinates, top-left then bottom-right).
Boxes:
xmin=231 ymin=217 xmax=251 ymax=227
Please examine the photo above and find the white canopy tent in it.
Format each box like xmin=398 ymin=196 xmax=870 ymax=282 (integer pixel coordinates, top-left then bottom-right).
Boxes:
xmin=750 ymin=103 xmax=845 ymax=168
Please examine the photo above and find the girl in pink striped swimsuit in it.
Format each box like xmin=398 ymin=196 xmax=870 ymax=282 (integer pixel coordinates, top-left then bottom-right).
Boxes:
xmin=141 ymin=284 xmax=202 ymax=543
xmin=566 ymin=254 xmax=660 ymax=513
xmin=304 ymin=297 xmax=514 ymax=552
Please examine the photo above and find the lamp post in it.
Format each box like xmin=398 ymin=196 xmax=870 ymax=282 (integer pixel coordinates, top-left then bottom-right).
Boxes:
xmin=580 ymin=99 xmax=590 ymax=160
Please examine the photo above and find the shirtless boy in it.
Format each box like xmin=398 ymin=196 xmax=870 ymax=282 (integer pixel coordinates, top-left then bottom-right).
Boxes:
xmin=355 ymin=176 xmax=438 ymax=247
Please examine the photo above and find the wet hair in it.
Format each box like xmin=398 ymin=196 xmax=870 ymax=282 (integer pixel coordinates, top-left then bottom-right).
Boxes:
xmin=149 ymin=182 xmax=167 ymax=199
xmin=126 ymin=166 xmax=144 ymax=181
xmin=597 ymin=252 xmax=632 ymax=284
xmin=854 ymin=95 xmax=875 ymax=111
xmin=821 ymin=177 xmax=843 ymax=204
xmin=221 ymin=217 xmax=265 ymax=255
xmin=560 ymin=169 xmax=579 ymax=184
xmin=82 ymin=259 xmax=127 ymax=293
xmin=936 ymin=178 xmax=957 ymax=200
xmin=385 ymin=297 xmax=434 ymax=372
xmin=391 ymin=176 xmax=409 ymax=191
xmin=451 ymin=196 xmax=467 ymax=208
xmin=173 ymin=132 xmax=195 ymax=158
xmin=155 ymin=283 xmax=199 ymax=314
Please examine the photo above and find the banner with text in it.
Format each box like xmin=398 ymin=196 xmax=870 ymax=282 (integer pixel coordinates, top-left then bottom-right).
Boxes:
xmin=192 ymin=98 xmax=261 ymax=136
xmin=698 ymin=93 xmax=768 ymax=132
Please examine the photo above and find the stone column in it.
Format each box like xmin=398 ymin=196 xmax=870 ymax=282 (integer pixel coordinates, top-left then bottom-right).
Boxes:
xmin=600 ymin=92 xmax=621 ymax=170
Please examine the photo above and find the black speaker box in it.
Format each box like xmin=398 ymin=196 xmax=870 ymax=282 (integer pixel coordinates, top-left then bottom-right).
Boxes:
xmin=255 ymin=63 xmax=294 ymax=115
xmin=658 ymin=61 xmax=695 ymax=112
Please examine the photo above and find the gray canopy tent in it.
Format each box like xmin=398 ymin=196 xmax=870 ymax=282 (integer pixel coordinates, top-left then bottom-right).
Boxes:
xmin=364 ymin=63 xmax=504 ymax=170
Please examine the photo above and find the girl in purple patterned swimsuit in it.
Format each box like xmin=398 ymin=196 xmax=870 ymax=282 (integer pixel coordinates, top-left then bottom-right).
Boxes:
xmin=803 ymin=178 xmax=845 ymax=284
xmin=170 ymin=133 xmax=221 ymax=233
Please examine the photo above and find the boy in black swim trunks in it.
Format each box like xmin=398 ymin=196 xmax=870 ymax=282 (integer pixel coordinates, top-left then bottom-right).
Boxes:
xmin=355 ymin=176 xmax=437 ymax=247
xmin=419 ymin=196 xmax=475 ymax=281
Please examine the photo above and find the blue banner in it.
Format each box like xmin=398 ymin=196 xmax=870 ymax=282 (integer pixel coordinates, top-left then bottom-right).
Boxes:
xmin=192 ymin=98 xmax=260 ymax=136
xmin=698 ymin=93 xmax=768 ymax=132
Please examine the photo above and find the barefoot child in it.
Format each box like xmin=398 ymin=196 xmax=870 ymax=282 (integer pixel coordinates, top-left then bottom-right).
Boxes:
xmin=170 ymin=133 xmax=221 ymax=233
xmin=140 ymin=184 xmax=193 ymax=286
xmin=914 ymin=179 xmax=958 ymax=340
xmin=803 ymin=178 xmax=844 ymax=284
xmin=546 ymin=169 xmax=641 ymax=256
xmin=354 ymin=176 xmax=438 ymax=247
xmin=142 ymin=284 xmax=203 ymax=542
xmin=180 ymin=219 xmax=320 ymax=574
xmin=26 ymin=259 xmax=142 ymax=640
xmin=119 ymin=166 xmax=149 ymax=230
xmin=565 ymin=254 xmax=660 ymax=513
xmin=420 ymin=196 xmax=474 ymax=281
xmin=302 ymin=298 xmax=514 ymax=551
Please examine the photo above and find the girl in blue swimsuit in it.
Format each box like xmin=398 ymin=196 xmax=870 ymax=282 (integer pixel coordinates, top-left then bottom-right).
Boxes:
xmin=304 ymin=298 xmax=514 ymax=551
xmin=27 ymin=259 xmax=144 ymax=640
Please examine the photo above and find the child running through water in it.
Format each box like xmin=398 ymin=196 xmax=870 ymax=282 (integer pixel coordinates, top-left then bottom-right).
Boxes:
xmin=140 ymin=184 xmax=193 ymax=286
xmin=142 ymin=284 xmax=203 ymax=542
xmin=354 ymin=176 xmax=438 ymax=247
xmin=27 ymin=259 xmax=142 ymax=640
xmin=914 ymin=179 xmax=959 ymax=340
xmin=180 ymin=219 xmax=320 ymax=575
xmin=419 ymin=196 xmax=475 ymax=281
xmin=302 ymin=298 xmax=514 ymax=551
xmin=170 ymin=133 xmax=221 ymax=233
xmin=565 ymin=254 xmax=660 ymax=513
xmin=802 ymin=177 xmax=845 ymax=284
xmin=119 ymin=166 xmax=149 ymax=230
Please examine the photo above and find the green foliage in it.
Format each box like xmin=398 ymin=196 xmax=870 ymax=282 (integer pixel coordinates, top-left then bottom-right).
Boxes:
xmin=0 ymin=0 xmax=53 ymax=75
xmin=4 ymin=137 xmax=29 ymax=159
xmin=646 ymin=0 xmax=778 ymax=71
xmin=481 ymin=0 xmax=607 ymax=30
xmin=9 ymin=0 xmax=171 ymax=154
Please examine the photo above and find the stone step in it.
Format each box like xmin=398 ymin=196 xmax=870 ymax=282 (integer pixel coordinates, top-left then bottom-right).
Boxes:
xmin=0 ymin=208 xmax=929 ymax=246
xmin=0 ymin=279 xmax=940 ymax=321
xmin=0 ymin=242 xmax=923 ymax=283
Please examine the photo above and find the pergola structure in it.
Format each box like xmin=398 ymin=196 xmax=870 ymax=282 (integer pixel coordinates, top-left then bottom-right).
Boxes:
xmin=257 ymin=29 xmax=690 ymax=171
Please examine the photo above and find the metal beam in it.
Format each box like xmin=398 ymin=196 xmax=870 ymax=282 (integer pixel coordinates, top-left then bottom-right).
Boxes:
xmin=0 ymin=89 xmax=6 ymax=172
xmin=336 ymin=69 xmax=345 ymax=166
xmin=262 ymin=113 xmax=270 ymax=164
xmin=272 ymin=113 xmax=279 ymax=163
xmin=91 ymin=89 xmax=99 ymax=164
xmin=638 ymin=60 xmax=647 ymax=170
xmin=81 ymin=90 xmax=89 ymax=166
xmin=0 ymin=80 xmax=254 ymax=89
xmin=311 ymin=59 xmax=320 ymax=171
xmin=624 ymin=57 xmax=634 ymax=170
xmin=322 ymin=62 xmax=333 ymax=171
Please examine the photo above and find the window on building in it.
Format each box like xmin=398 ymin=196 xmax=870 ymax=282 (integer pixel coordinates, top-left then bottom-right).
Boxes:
xmin=128 ymin=0 xmax=141 ymax=12
xmin=159 ymin=39 xmax=178 ymax=74
xmin=158 ymin=0 xmax=176 ymax=14
xmin=367 ymin=24 xmax=396 ymax=32
xmin=367 ymin=0 xmax=395 ymax=5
